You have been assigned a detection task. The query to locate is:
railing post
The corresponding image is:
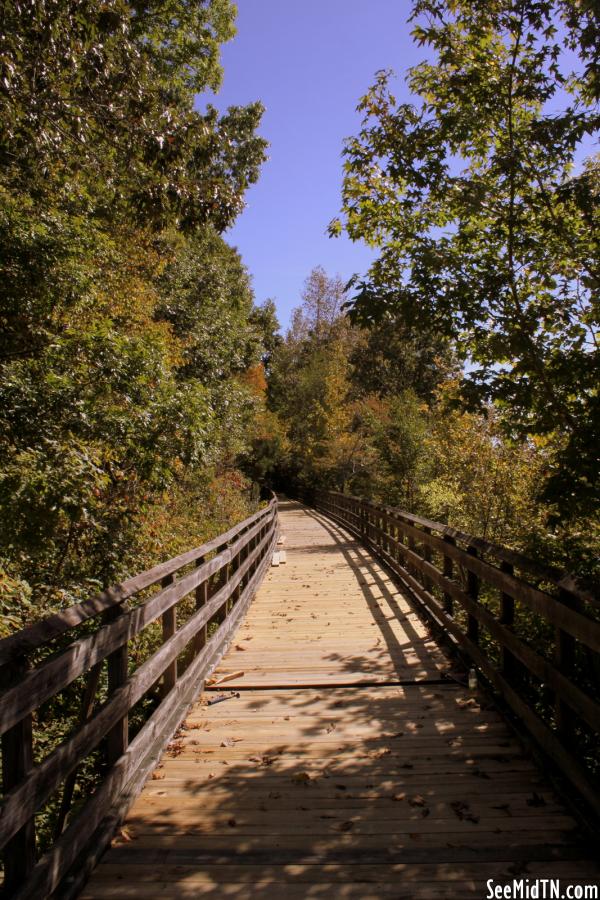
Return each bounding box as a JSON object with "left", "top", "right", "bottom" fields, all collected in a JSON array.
[
  {"left": 229, "top": 539, "right": 244, "bottom": 614},
  {"left": 408, "top": 530, "right": 418, "bottom": 580},
  {"left": 213, "top": 542, "right": 229, "bottom": 626},
  {"left": 106, "top": 603, "right": 129, "bottom": 763},
  {"left": 161, "top": 574, "right": 177, "bottom": 698},
  {"left": 193, "top": 556, "right": 208, "bottom": 657},
  {"left": 1, "top": 656, "right": 36, "bottom": 893},
  {"left": 442, "top": 535, "right": 455, "bottom": 616},
  {"left": 422, "top": 526, "right": 433, "bottom": 593},
  {"left": 466, "top": 546, "right": 479, "bottom": 645},
  {"left": 499, "top": 561, "right": 516, "bottom": 682},
  {"left": 555, "top": 589, "right": 577, "bottom": 743}
]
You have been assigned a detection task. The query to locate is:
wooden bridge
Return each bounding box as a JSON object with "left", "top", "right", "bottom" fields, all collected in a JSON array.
[{"left": 1, "top": 494, "right": 598, "bottom": 897}]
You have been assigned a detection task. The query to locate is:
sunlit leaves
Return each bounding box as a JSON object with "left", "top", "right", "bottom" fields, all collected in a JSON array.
[{"left": 333, "top": 0, "right": 599, "bottom": 518}]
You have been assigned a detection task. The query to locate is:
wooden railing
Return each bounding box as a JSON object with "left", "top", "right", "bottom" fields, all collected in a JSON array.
[
  {"left": 312, "top": 490, "right": 600, "bottom": 819},
  {"left": 0, "top": 497, "right": 278, "bottom": 899}
]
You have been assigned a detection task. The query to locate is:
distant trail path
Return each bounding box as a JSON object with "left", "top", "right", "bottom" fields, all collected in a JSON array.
[{"left": 84, "top": 500, "right": 597, "bottom": 898}]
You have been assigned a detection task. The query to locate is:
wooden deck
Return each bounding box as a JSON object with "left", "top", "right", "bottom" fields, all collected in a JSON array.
[{"left": 83, "top": 500, "right": 598, "bottom": 898}]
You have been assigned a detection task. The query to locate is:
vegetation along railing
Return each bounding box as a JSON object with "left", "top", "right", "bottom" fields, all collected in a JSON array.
[
  {"left": 0, "top": 497, "right": 278, "bottom": 899},
  {"left": 312, "top": 490, "right": 600, "bottom": 819}
]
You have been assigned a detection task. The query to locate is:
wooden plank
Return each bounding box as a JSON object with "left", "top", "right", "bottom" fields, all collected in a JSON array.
[{"left": 349, "top": 508, "right": 600, "bottom": 652}]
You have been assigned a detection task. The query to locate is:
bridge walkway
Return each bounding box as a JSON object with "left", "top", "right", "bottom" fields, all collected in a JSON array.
[{"left": 83, "top": 500, "right": 597, "bottom": 898}]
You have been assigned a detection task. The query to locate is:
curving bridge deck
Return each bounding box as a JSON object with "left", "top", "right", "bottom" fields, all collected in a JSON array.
[{"left": 84, "top": 500, "right": 597, "bottom": 898}]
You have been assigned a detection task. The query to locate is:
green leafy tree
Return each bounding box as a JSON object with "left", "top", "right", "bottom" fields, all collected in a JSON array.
[
  {"left": 0, "top": 1, "right": 269, "bottom": 611},
  {"left": 349, "top": 313, "right": 457, "bottom": 403},
  {"left": 331, "top": 0, "right": 600, "bottom": 518},
  {"left": 0, "top": 0, "right": 267, "bottom": 231}
]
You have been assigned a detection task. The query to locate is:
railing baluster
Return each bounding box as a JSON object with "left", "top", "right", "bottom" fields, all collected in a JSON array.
[
  {"left": 408, "top": 532, "right": 417, "bottom": 580},
  {"left": 193, "top": 556, "right": 208, "bottom": 657},
  {"left": 213, "top": 542, "right": 229, "bottom": 626},
  {"left": 161, "top": 574, "right": 177, "bottom": 697},
  {"left": 422, "top": 526, "right": 433, "bottom": 592},
  {"left": 106, "top": 603, "right": 129, "bottom": 762},
  {"left": 499, "top": 562, "right": 516, "bottom": 682},
  {"left": 1, "top": 656, "right": 36, "bottom": 893},
  {"left": 555, "top": 588, "right": 578, "bottom": 743},
  {"left": 443, "top": 535, "right": 455, "bottom": 616},
  {"left": 466, "top": 546, "right": 480, "bottom": 645}
]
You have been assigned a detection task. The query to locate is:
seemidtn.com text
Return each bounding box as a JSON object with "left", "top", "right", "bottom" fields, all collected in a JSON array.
[{"left": 486, "top": 881, "right": 599, "bottom": 900}]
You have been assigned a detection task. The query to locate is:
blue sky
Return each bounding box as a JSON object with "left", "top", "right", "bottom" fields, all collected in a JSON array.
[{"left": 205, "top": 0, "right": 420, "bottom": 331}]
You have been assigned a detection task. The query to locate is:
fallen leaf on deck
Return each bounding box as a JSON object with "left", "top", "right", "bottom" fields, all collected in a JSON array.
[
  {"left": 292, "top": 771, "right": 313, "bottom": 785},
  {"left": 450, "top": 800, "right": 480, "bottom": 824},
  {"left": 368, "top": 748, "right": 391, "bottom": 759}
]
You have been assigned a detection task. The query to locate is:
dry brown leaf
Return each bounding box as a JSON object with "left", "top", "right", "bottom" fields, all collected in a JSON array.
[{"left": 292, "top": 771, "right": 313, "bottom": 785}]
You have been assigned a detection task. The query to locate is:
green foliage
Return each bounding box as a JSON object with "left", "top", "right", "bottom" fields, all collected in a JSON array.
[
  {"left": 0, "top": 0, "right": 267, "bottom": 231},
  {"left": 268, "top": 265, "right": 597, "bottom": 583},
  {"left": 0, "top": 0, "right": 275, "bottom": 863},
  {"left": 331, "top": 0, "right": 600, "bottom": 520},
  {"left": 349, "top": 312, "right": 457, "bottom": 403},
  {"left": 0, "top": 1, "right": 271, "bottom": 620}
]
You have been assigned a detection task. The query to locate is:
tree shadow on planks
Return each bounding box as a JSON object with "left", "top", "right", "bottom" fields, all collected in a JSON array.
[
  {"left": 97, "top": 679, "right": 592, "bottom": 898},
  {"left": 301, "top": 505, "right": 448, "bottom": 682}
]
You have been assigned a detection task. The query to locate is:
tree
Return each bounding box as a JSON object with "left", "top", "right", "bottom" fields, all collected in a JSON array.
[
  {"left": 349, "top": 313, "right": 457, "bottom": 403},
  {"left": 0, "top": 0, "right": 267, "bottom": 232},
  {"left": 0, "top": 1, "right": 269, "bottom": 606},
  {"left": 331, "top": 0, "right": 600, "bottom": 518},
  {"left": 288, "top": 266, "right": 347, "bottom": 340}
]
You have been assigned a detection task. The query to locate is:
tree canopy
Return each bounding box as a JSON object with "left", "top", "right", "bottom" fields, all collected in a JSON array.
[
  {"left": 0, "top": 0, "right": 271, "bottom": 619},
  {"left": 330, "top": 0, "right": 599, "bottom": 519}
]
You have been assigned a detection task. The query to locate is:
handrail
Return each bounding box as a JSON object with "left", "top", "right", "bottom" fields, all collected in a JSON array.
[
  {"left": 0, "top": 497, "right": 278, "bottom": 898},
  {"left": 311, "top": 490, "right": 600, "bottom": 819},
  {"left": 0, "top": 502, "right": 274, "bottom": 666}
]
